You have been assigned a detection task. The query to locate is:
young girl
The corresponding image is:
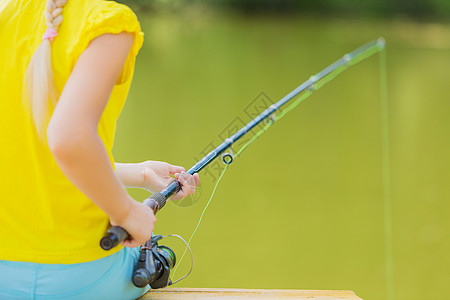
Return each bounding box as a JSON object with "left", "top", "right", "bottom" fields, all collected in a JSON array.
[{"left": 0, "top": 0, "right": 199, "bottom": 299}]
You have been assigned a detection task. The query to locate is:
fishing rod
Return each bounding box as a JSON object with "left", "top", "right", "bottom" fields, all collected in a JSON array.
[{"left": 100, "top": 37, "right": 385, "bottom": 251}]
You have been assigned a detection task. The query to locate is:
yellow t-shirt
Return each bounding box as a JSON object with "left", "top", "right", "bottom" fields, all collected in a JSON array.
[{"left": 0, "top": 0, "right": 143, "bottom": 264}]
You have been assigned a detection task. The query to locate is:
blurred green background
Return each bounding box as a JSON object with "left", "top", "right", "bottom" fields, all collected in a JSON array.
[{"left": 112, "top": 1, "right": 449, "bottom": 299}]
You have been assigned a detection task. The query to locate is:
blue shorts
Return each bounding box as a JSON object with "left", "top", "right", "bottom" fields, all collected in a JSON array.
[{"left": 0, "top": 247, "right": 150, "bottom": 300}]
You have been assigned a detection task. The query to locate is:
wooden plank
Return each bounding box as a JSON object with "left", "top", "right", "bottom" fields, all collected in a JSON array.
[{"left": 140, "top": 288, "right": 363, "bottom": 300}]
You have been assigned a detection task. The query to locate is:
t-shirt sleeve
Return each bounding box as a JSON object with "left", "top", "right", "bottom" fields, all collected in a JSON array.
[{"left": 74, "top": 1, "right": 144, "bottom": 85}]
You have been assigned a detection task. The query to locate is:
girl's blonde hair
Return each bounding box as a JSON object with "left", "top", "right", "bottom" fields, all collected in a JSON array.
[{"left": 23, "top": 0, "right": 68, "bottom": 139}]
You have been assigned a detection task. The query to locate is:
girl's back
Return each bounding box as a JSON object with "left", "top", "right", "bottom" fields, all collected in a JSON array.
[
  {"left": 0, "top": 0, "right": 143, "bottom": 266},
  {"left": 0, "top": 1, "right": 154, "bottom": 299}
]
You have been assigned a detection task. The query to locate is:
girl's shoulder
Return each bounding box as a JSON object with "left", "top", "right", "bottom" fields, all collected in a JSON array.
[
  {"left": 79, "top": 0, "right": 139, "bottom": 28},
  {"left": 63, "top": 0, "right": 144, "bottom": 57}
]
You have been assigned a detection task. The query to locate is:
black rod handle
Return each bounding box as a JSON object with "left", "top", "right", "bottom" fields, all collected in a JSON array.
[{"left": 100, "top": 181, "right": 181, "bottom": 250}]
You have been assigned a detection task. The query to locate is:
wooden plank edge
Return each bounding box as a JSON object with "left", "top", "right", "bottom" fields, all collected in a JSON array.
[{"left": 140, "top": 287, "right": 362, "bottom": 299}]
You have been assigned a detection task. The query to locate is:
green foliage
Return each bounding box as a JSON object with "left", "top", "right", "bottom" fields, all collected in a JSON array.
[{"left": 116, "top": 0, "right": 450, "bottom": 19}]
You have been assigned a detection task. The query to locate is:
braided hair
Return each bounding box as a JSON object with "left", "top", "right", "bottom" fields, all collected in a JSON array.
[{"left": 23, "top": 0, "right": 68, "bottom": 140}]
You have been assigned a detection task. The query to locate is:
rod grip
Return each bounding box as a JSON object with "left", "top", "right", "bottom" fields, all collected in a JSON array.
[{"left": 100, "top": 192, "right": 168, "bottom": 250}]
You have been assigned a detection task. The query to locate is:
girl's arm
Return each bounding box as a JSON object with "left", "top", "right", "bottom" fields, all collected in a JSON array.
[{"left": 47, "top": 33, "right": 154, "bottom": 248}]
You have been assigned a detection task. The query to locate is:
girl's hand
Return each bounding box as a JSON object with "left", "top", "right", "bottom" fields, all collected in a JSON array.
[
  {"left": 141, "top": 161, "right": 199, "bottom": 200},
  {"left": 172, "top": 171, "right": 200, "bottom": 200},
  {"left": 140, "top": 161, "right": 185, "bottom": 193},
  {"left": 110, "top": 198, "right": 156, "bottom": 248}
]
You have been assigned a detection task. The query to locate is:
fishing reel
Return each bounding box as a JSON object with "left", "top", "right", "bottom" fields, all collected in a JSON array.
[
  {"left": 132, "top": 234, "right": 193, "bottom": 289},
  {"left": 132, "top": 235, "right": 176, "bottom": 289}
]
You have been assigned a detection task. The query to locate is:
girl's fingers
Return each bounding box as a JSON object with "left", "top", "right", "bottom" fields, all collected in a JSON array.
[
  {"left": 170, "top": 172, "right": 199, "bottom": 200},
  {"left": 181, "top": 173, "right": 195, "bottom": 194},
  {"left": 174, "top": 190, "right": 186, "bottom": 200},
  {"left": 168, "top": 164, "right": 185, "bottom": 175},
  {"left": 121, "top": 239, "right": 140, "bottom": 248},
  {"left": 179, "top": 174, "right": 190, "bottom": 192},
  {"left": 194, "top": 173, "right": 200, "bottom": 186}
]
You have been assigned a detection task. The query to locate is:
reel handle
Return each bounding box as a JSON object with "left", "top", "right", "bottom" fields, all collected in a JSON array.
[{"left": 100, "top": 181, "right": 181, "bottom": 250}]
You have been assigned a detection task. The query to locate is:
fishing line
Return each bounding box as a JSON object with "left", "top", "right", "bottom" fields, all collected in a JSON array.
[
  {"left": 171, "top": 164, "right": 229, "bottom": 280},
  {"left": 161, "top": 234, "right": 194, "bottom": 285},
  {"left": 379, "top": 48, "right": 394, "bottom": 300}
]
